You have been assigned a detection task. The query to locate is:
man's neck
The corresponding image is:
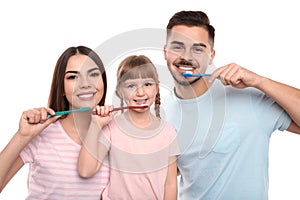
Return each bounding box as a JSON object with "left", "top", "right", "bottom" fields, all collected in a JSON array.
[{"left": 174, "top": 78, "right": 210, "bottom": 99}]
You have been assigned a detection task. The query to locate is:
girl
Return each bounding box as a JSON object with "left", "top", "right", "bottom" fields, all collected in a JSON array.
[
  {"left": 78, "top": 55, "right": 179, "bottom": 200},
  {"left": 0, "top": 46, "right": 109, "bottom": 199}
]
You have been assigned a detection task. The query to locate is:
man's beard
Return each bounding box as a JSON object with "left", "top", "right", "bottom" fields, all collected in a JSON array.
[
  {"left": 170, "top": 58, "right": 202, "bottom": 85},
  {"left": 172, "top": 73, "right": 202, "bottom": 86}
]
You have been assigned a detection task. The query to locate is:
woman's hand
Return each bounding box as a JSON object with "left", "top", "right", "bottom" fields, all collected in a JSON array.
[{"left": 18, "top": 107, "right": 60, "bottom": 138}]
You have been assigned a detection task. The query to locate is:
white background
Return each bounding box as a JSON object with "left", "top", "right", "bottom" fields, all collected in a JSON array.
[{"left": 1, "top": 0, "right": 300, "bottom": 199}]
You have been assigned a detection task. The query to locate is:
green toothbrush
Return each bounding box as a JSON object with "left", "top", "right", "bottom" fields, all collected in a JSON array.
[{"left": 47, "top": 107, "right": 90, "bottom": 118}]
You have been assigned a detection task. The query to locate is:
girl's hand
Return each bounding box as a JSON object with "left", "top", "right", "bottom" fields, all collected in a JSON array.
[
  {"left": 18, "top": 107, "right": 60, "bottom": 138},
  {"left": 91, "top": 105, "right": 114, "bottom": 127}
]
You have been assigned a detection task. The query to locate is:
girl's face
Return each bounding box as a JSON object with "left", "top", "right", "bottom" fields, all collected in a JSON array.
[
  {"left": 64, "top": 54, "right": 104, "bottom": 110},
  {"left": 119, "top": 78, "right": 158, "bottom": 109}
]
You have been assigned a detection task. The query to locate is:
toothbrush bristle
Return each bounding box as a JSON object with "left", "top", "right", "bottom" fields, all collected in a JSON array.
[
  {"left": 132, "top": 104, "right": 148, "bottom": 109},
  {"left": 183, "top": 71, "right": 193, "bottom": 77}
]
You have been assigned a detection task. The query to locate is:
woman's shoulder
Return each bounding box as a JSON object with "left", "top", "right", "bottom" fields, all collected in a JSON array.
[{"left": 39, "top": 120, "right": 64, "bottom": 136}]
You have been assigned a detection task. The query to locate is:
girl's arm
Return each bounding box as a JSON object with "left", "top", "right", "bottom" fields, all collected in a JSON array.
[
  {"left": 77, "top": 105, "right": 113, "bottom": 178},
  {"left": 0, "top": 107, "right": 58, "bottom": 192},
  {"left": 77, "top": 123, "right": 109, "bottom": 178},
  {"left": 164, "top": 156, "right": 178, "bottom": 200}
]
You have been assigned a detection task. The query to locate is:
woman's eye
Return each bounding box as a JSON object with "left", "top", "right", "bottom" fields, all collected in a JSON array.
[
  {"left": 90, "top": 72, "right": 100, "bottom": 77},
  {"left": 66, "top": 75, "right": 77, "bottom": 80}
]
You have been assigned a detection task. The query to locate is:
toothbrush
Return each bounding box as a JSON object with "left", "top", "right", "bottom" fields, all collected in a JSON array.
[
  {"left": 182, "top": 71, "right": 212, "bottom": 77},
  {"left": 110, "top": 105, "right": 148, "bottom": 112},
  {"left": 47, "top": 107, "right": 90, "bottom": 118}
]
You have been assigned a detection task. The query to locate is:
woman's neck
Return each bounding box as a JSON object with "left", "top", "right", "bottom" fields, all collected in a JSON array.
[{"left": 59, "top": 112, "right": 91, "bottom": 145}]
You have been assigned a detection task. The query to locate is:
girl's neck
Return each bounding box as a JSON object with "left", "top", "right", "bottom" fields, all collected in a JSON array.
[{"left": 124, "top": 110, "right": 159, "bottom": 129}]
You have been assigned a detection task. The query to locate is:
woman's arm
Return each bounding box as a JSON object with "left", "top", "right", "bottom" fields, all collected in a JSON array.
[
  {"left": 0, "top": 107, "right": 58, "bottom": 191},
  {"left": 0, "top": 156, "right": 24, "bottom": 192}
]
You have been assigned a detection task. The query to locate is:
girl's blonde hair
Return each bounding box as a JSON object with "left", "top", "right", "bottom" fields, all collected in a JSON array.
[{"left": 116, "top": 55, "right": 161, "bottom": 118}]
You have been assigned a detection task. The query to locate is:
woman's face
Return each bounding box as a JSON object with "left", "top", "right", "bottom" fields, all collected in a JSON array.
[{"left": 64, "top": 54, "right": 104, "bottom": 110}]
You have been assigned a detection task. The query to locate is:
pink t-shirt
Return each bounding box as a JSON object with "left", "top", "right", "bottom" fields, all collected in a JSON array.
[
  {"left": 100, "top": 114, "right": 179, "bottom": 200},
  {"left": 20, "top": 121, "right": 109, "bottom": 200}
]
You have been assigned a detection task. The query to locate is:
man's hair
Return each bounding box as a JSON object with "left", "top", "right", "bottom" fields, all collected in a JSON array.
[{"left": 166, "top": 10, "right": 215, "bottom": 49}]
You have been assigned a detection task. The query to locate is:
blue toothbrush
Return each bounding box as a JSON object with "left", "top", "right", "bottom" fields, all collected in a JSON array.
[{"left": 182, "top": 71, "right": 212, "bottom": 77}]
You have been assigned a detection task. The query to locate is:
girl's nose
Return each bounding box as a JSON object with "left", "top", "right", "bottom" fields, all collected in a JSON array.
[{"left": 136, "top": 86, "right": 145, "bottom": 96}]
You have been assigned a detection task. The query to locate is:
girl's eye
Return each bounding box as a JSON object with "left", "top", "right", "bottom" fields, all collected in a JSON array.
[
  {"left": 144, "top": 82, "right": 155, "bottom": 87},
  {"left": 127, "top": 84, "right": 137, "bottom": 89},
  {"left": 66, "top": 75, "right": 77, "bottom": 80}
]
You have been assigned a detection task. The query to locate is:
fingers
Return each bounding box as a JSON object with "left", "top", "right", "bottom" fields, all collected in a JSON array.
[
  {"left": 92, "top": 105, "right": 114, "bottom": 117},
  {"left": 23, "top": 107, "right": 57, "bottom": 124},
  {"left": 211, "top": 63, "right": 247, "bottom": 88},
  {"left": 219, "top": 64, "right": 241, "bottom": 85}
]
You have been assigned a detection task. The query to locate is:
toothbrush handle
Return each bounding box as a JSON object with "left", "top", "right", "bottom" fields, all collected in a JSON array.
[{"left": 192, "top": 73, "right": 212, "bottom": 77}]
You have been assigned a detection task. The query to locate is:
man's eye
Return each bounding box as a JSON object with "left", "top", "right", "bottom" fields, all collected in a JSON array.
[
  {"left": 193, "top": 47, "right": 203, "bottom": 54},
  {"left": 171, "top": 45, "right": 184, "bottom": 51}
]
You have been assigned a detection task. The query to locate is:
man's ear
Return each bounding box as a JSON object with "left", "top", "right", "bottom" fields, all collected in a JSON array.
[
  {"left": 163, "top": 45, "right": 167, "bottom": 61},
  {"left": 209, "top": 49, "right": 216, "bottom": 65}
]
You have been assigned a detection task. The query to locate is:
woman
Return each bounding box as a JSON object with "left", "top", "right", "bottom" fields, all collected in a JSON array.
[{"left": 0, "top": 46, "right": 109, "bottom": 199}]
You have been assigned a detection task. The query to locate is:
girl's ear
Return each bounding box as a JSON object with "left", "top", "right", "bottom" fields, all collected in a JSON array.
[{"left": 115, "top": 86, "right": 122, "bottom": 99}]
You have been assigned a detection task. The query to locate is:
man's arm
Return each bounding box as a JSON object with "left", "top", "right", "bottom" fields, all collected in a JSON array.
[{"left": 211, "top": 63, "right": 300, "bottom": 133}]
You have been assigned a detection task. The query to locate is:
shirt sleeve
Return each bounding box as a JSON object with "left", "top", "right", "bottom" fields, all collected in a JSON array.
[
  {"left": 165, "top": 122, "right": 180, "bottom": 157},
  {"left": 19, "top": 135, "right": 41, "bottom": 163},
  {"left": 250, "top": 89, "right": 291, "bottom": 134},
  {"left": 98, "top": 124, "right": 111, "bottom": 150}
]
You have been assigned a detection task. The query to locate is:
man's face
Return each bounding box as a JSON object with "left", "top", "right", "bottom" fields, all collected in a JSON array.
[{"left": 164, "top": 25, "right": 215, "bottom": 85}]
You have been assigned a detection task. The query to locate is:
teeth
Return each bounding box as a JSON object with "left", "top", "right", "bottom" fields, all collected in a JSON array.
[
  {"left": 179, "top": 66, "right": 193, "bottom": 71},
  {"left": 78, "top": 93, "right": 93, "bottom": 98},
  {"left": 134, "top": 99, "right": 147, "bottom": 104}
]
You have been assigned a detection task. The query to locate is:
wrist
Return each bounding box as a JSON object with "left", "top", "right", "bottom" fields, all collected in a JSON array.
[
  {"left": 252, "top": 76, "right": 271, "bottom": 90},
  {"left": 14, "top": 131, "right": 33, "bottom": 146}
]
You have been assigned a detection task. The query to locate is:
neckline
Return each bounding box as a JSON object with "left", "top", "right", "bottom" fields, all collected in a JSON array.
[{"left": 113, "top": 114, "right": 165, "bottom": 139}]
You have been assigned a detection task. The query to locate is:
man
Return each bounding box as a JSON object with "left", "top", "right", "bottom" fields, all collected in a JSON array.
[{"left": 163, "top": 10, "right": 300, "bottom": 199}]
